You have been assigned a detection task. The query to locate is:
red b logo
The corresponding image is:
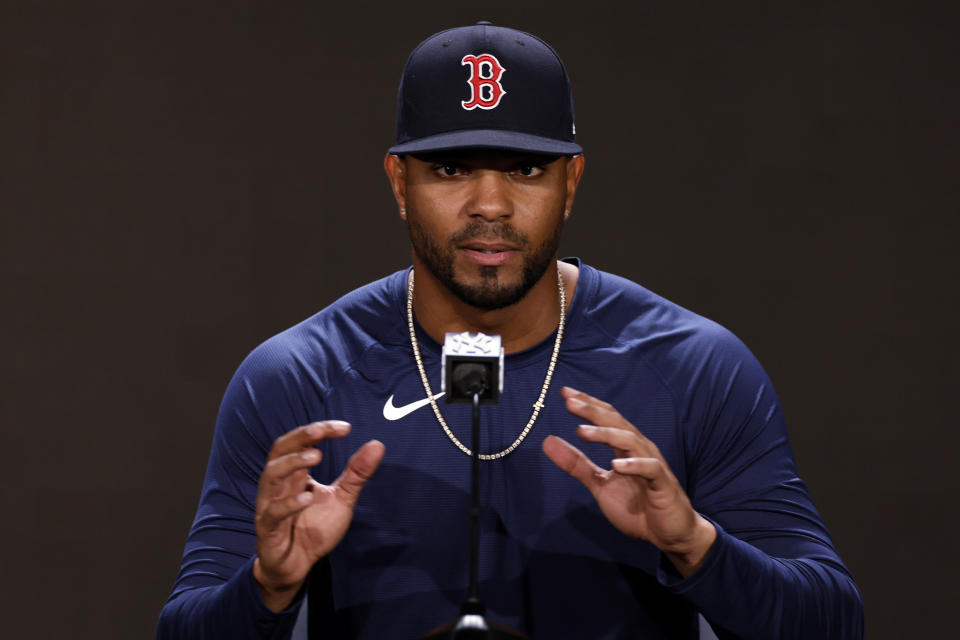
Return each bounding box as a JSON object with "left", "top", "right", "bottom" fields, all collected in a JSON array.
[{"left": 461, "top": 54, "right": 507, "bottom": 110}]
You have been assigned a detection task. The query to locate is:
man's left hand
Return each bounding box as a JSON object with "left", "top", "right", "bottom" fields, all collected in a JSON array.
[{"left": 542, "top": 386, "right": 716, "bottom": 577}]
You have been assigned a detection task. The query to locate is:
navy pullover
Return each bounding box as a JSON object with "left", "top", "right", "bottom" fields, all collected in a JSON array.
[{"left": 158, "top": 260, "right": 863, "bottom": 639}]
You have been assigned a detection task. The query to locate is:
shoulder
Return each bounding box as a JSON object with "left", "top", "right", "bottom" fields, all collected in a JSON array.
[
  {"left": 574, "top": 262, "right": 748, "bottom": 363},
  {"left": 572, "top": 262, "right": 771, "bottom": 411},
  {"left": 574, "top": 262, "right": 784, "bottom": 463},
  {"left": 232, "top": 270, "right": 410, "bottom": 398}
]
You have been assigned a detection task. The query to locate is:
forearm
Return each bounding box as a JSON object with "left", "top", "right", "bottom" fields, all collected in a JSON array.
[
  {"left": 156, "top": 557, "right": 304, "bottom": 640},
  {"left": 661, "top": 524, "right": 864, "bottom": 640}
]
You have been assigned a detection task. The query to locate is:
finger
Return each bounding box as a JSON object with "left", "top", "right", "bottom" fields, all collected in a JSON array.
[
  {"left": 257, "top": 489, "right": 315, "bottom": 533},
  {"left": 268, "top": 421, "right": 351, "bottom": 459},
  {"left": 561, "top": 387, "right": 635, "bottom": 432},
  {"left": 563, "top": 387, "right": 663, "bottom": 457},
  {"left": 576, "top": 425, "right": 659, "bottom": 459},
  {"left": 542, "top": 435, "right": 606, "bottom": 494},
  {"left": 265, "top": 449, "right": 322, "bottom": 483},
  {"left": 611, "top": 457, "right": 671, "bottom": 492},
  {"left": 332, "top": 440, "right": 386, "bottom": 508},
  {"left": 258, "top": 449, "right": 322, "bottom": 501},
  {"left": 561, "top": 385, "right": 614, "bottom": 408}
]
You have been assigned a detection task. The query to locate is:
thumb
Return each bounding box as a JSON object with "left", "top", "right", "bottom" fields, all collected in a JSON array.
[
  {"left": 332, "top": 440, "right": 385, "bottom": 507},
  {"left": 542, "top": 435, "right": 604, "bottom": 494}
]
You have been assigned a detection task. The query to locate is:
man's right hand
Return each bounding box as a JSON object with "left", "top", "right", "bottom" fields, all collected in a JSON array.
[{"left": 252, "top": 421, "right": 385, "bottom": 612}]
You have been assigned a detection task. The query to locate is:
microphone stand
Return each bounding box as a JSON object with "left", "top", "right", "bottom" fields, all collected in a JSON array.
[
  {"left": 421, "top": 383, "right": 528, "bottom": 639},
  {"left": 465, "top": 391, "right": 483, "bottom": 616}
]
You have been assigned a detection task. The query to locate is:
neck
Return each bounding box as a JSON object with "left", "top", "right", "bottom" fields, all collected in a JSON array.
[{"left": 411, "top": 259, "right": 578, "bottom": 353}]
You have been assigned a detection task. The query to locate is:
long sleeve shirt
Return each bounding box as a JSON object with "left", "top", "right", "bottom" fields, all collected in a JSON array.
[{"left": 158, "top": 260, "right": 863, "bottom": 639}]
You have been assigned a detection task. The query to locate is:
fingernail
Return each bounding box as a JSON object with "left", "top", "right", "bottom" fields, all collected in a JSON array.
[
  {"left": 568, "top": 397, "right": 586, "bottom": 408},
  {"left": 301, "top": 449, "right": 318, "bottom": 461},
  {"left": 297, "top": 492, "right": 312, "bottom": 505},
  {"left": 578, "top": 424, "right": 595, "bottom": 434},
  {"left": 612, "top": 458, "right": 628, "bottom": 470}
]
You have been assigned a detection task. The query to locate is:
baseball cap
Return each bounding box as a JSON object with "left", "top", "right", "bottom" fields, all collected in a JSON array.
[{"left": 388, "top": 22, "right": 582, "bottom": 156}]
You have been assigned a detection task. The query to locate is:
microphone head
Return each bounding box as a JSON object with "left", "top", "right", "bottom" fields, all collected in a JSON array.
[{"left": 441, "top": 332, "right": 504, "bottom": 404}]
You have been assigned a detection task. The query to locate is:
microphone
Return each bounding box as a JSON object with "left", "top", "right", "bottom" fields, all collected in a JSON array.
[
  {"left": 441, "top": 332, "right": 504, "bottom": 404},
  {"left": 421, "top": 332, "right": 528, "bottom": 640},
  {"left": 452, "top": 363, "right": 490, "bottom": 397}
]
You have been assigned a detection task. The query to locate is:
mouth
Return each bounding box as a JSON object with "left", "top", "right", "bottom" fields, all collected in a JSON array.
[
  {"left": 459, "top": 242, "right": 518, "bottom": 266},
  {"left": 460, "top": 241, "right": 518, "bottom": 252}
]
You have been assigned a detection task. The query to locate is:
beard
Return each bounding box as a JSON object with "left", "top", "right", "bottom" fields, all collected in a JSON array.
[{"left": 408, "top": 217, "right": 562, "bottom": 311}]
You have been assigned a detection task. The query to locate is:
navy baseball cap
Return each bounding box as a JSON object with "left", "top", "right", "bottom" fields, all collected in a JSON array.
[{"left": 388, "top": 22, "right": 582, "bottom": 156}]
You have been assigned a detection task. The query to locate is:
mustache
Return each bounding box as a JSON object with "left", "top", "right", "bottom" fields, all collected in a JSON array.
[{"left": 449, "top": 221, "right": 529, "bottom": 248}]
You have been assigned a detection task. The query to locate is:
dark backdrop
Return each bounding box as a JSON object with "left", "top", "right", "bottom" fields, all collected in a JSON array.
[{"left": 2, "top": 2, "right": 957, "bottom": 638}]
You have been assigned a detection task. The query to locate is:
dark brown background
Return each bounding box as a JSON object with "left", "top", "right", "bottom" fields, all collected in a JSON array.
[{"left": 2, "top": 2, "right": 957, "bottom": 638}]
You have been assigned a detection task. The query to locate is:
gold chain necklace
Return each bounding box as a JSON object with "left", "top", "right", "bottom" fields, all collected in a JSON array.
[{"left": 406, "top": 268, "right": 566, "bottom": 460}]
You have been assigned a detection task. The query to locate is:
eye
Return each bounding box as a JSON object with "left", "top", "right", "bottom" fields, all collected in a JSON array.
[
  {"left": 514, "top": 163, "right": 544, "bottom": 177},
  {"left": 433, "top": 163, "right": 464, "bottom": 177}
]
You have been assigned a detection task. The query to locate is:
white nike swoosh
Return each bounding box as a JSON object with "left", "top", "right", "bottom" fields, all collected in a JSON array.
[{"left": 383, "top": 391, "right": 446, "bottom": 421}]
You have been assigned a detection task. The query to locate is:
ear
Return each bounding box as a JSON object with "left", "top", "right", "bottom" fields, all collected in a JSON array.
[
  {"left": 384, "top": 153, "right": 408, "bottom": 219},
  {"left": 563, "top": 154, "right": 585, "bottom": 219}
]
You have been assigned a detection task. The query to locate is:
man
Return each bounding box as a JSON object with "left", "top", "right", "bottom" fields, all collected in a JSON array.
[{"left": 158, "top": 23, "right": 863, "bottom": 639}]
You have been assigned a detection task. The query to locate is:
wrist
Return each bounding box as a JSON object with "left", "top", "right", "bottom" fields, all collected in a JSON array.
[
  {"left": 253, "top": 557, "right": 304, "bottom": 613},
  {"left": 663, "top": 515, "right": 717, "bottom": 578}
]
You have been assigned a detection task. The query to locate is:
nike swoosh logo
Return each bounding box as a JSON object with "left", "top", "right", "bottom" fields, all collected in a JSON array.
[{"left": 383, "top": 391, "right": 446, "bottom": 421}]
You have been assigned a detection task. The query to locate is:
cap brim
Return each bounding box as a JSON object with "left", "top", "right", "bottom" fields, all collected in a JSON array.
[{"left": 388, "top": 129, "right": 582, "bottom": 156}]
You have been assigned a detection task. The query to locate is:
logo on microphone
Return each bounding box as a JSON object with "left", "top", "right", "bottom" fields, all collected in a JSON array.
[{"left": 461, "top": 53, "right": 507, "bottom": 110}]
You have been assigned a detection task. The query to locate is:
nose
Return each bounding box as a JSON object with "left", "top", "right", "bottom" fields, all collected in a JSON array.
[{"left": 463, "top": 170, "right": 512, "bottom": 221}]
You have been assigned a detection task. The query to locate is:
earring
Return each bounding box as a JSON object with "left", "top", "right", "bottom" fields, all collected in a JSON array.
[
  {"left": 400, "top": 207, "right": 406, "bottom": 217},
  {"left": 564, "top": 209, "right": 570, "bottom": 219}
]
